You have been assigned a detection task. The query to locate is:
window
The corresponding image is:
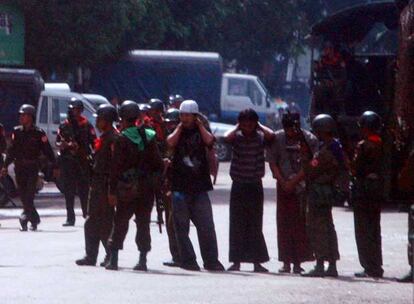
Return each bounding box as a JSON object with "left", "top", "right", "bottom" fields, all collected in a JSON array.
[
  {"left": 52, "top": 98, "right": 69, "bottom": 124},
  {"left": 39, "top": 97, "right": 48, "bottom": 124},
  {"left": 228, "top": 79, "right": 248, "bottom": 96},
  {"left": 248, "top": 81, "right": 263, "bottom": 106}
]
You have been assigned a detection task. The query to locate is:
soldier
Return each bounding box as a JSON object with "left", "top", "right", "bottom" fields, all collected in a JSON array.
[
  {"left": 397, "top": 145, "right": 414, "bottom": 283},
  {"left": 301, "top": 114, "right": 342, "bottom": 278},
  {"left": 1, "top": 105, "right": 56, "bottom": 231},
  {"left": 75, "top": 104, "right": 118, "bottom": 267},
  {"left": 351, "top": 111, "right": 384, "bottom": 278},
  {"left": 56, "top": 98, "right": 96, "bottom": 226},
  {"left": 106, "top": 101, "right": 164, "bottom": 271},
  {"left": 163, "top": 108, "right": 181, "bottom": 267},
  {"left": 169, "top": 94, "right": 184, "bottom": 109}
]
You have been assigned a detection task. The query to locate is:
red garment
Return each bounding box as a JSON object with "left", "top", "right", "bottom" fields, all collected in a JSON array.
[
  {"left": 277, "top": 187, "right": 314, "bottom": 264},
  {"left": 94, "top": 138, "right": 103, "bottom": 151}
]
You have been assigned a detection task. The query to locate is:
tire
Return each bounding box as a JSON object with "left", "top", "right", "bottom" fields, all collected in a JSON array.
[{"left": 216, "top": 140, "right": 231, "bottom": 162}]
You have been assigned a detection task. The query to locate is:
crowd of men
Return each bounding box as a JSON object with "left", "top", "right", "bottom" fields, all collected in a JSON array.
[{"left": 0, "top": 95, "right": 412, "bottom": 283}]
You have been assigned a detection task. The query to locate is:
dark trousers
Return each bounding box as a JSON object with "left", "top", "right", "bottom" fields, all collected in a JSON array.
[
  {"left": 229, "top": 181, "right": 269, "bottom": 263},
  {"left": 83, "top": 177, "right": 114, "bottom": 261},
  {"left": 172, "top": 191, "right": 220, "bottom": 267},
  {"left": 354, "top": 205, "right": 383, "bottom": 274},
  {"left": 15, "top": 165, "right": 40, "bottom": 225},
  {"left": 60, "top": 157, "right": 90, "bottom": 222},
  {"left": 307, "top": 205, "right": 340, "bottom": 262},
  {"left": 108, "top": 183, "right": 153, "bottom": 253},
  {"left": 408, "top": 204, "right": 414, "bottom": 267},
  {"left": 165, "top": 193, "right": 180, "bottom": 262}
]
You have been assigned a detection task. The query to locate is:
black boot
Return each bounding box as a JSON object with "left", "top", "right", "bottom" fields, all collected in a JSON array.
[
  {"left": 62, "top": 220, "right": 75, "bottom": 227},
  {"left": 133, "top": 252, "right": 148, "bottom": 271},
  {"left": 325, "top": 262, "right": 338, "bottom": 277},
  {"left": 105, "top": 250, "right": 119, "bottom": 271}
]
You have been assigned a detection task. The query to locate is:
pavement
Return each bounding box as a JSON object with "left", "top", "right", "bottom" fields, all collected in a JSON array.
[{"left": 0, "top": 163, "right": 413, "bottom": 304}]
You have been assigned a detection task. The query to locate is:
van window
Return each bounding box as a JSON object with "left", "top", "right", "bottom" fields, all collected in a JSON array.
[
  {"left": 52, "top": 98, "right": 69, "bottom": 124},
  {"left": 248, "top": 81, "right": 263, "bottom": 106},
  {"left": 39, "top": 97, "right": 48, "bottom": 124},
  {"left": 228, "top": 79, "right": 248, "bottom": 96}
]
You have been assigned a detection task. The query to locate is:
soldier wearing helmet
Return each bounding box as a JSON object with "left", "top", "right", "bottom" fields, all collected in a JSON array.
[
  {"left": 169, "top": 94, "right": 184, "bottom": 109},
  {"left": 351, "top": 111, "right": 385, "bottom": 278},
  {"left": 1, "top": 104, "right": 56, "bottom": 231},
  {"left": 301, "top": 114, "right": 342, "bottom": 278},
  {"left": 76, "top": 104, "right": 119, "bottom": 268},
  {"left": 56, "top": 97, "right": 97, "bottom": 226},
  {"left": 105, "top": 100, "right": 164, "bottom": 272}
]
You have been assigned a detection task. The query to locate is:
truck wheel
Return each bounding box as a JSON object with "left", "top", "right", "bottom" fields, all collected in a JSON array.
[{"left": 216, "top": 141, "right": 231, "bottom": 162}]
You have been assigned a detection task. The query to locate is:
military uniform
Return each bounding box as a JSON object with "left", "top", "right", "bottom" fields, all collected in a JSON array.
[
  {"left": 303, "top": 139, "right": 341, "bottom": 266},
  {"left": 4, "top": 125, "right": 55, "bottom": 229},
  {"left": 107, "top": 126, "right": 163, "bottom": 270},
  {"left": 79, "top": 128, "right": 118, "bottom": 265},
  {"left": 351, "top": 134, "right": 384, "bottom": 277},
  {"left": 57, "top": 116, "right": 96, "bottom": 223}
]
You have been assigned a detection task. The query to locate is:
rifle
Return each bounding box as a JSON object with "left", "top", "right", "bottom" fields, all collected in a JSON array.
[{"left": 67, "top": 111, "right": 94, "bottom": 167}]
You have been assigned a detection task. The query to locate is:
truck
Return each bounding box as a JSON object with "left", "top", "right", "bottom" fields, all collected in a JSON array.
[
  {"left": 308, "top": 1, "right": 406, "bottom": 205},
  {"left": 89, "top": 50, "right": 276, "bottom": 124}
]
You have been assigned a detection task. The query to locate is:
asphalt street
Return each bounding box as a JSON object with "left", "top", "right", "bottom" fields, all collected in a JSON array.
[{"left": 0, "top": 163, "right": 413, "bottom": 304}]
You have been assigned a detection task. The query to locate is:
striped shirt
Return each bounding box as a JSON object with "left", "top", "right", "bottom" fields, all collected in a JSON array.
[{"left": 229, "top": 131, "right": 266, "bottom": 183}]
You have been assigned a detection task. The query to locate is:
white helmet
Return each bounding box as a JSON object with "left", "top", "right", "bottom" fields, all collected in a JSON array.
[{"left": 180, "top": 100, "right": 199, "bottom": 114}]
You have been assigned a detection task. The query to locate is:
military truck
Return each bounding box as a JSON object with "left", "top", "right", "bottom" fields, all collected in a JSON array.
[{"left": 308, "top": 2, "right": 404, "bottom": 204}]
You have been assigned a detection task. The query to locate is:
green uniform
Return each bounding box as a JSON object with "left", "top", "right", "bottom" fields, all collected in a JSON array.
[
  {"left": 351, "top": 135, "right": 384, "bottom": 276},
  {"left": 303, "top": 139, "right": 341, "bottom": 262}
]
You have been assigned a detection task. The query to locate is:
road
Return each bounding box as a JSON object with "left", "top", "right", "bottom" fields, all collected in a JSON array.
[{"left": 0, "top": 163, "right": 412, "bottom": 304}]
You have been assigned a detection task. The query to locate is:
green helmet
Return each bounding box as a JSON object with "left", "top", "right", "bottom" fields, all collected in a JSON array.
[
  {"left": 165, "top": 108, "right": 180, "bottom": 123},
  {"left": 312, "top": 114, "right": 336, "bottom": 134},
  {"left": 119, "top": 100, "right": 140, "bottom": 121},
  {"left": 97, "top": 104, "right": 118, "bottom": 123},
  {"left": 358, "top": 111, "right": 382, "bottom": 132}
]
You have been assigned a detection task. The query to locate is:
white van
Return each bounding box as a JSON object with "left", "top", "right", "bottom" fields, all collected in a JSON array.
[
  {"left": 220, "top": 73, "right": 276, "bottom": 123},
  {"left": 36, "top": 87, "right": 110, "bottom": 148}
]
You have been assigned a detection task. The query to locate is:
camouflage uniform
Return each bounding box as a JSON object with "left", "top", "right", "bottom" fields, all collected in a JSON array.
[
  {"left": 351, "top": 135, "right": 384, "bottom": 276},
  {"left": 303, "top": 139, "right": 341, "bottom": 262}
]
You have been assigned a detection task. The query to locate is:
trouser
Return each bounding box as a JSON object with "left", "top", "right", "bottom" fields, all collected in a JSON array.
[
  {"left": 408, "top": 204, "right": 414, "bottom": 267},
  {"left": 15, "top": 165, "right": 40, "bottom": 225},
  {"left": 229, "top": 181, "right": 269, "bottom": 263},
  {"left": 165, "top": 192, "right": 180, "bottom": 262},
  {"left": 307, "top": 204, "right": 340, "bottom": 262},
  {"left": 60, "top": 157, "right": 90, "bottom": 222},
  {"left": 83, "top": 176, "right": 114, "bottom": 261},
  {"left": 108, "top": 179, "right": 153, "bottom": 253},
  {"left": 354, "top": 204, "right": 383, "bottom": 274},
  {"left": 172, "top": 191, "right": 220, "bottom": 267}
]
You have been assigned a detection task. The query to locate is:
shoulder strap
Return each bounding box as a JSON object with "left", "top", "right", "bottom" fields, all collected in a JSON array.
[{"left": 138, "top": 127, "right": 148, "bottom": 150}]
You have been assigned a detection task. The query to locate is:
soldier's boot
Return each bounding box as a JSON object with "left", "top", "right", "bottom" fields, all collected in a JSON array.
[
  {"left": 29, "top": 222, "right": 38, "bottom": 231},
  {"left": 105, "top": 250, "right": 119, "bottom": 271},
  {"left": 301, "top": 260, "right": 325, "bottom": 278},
  {"left": 253, "top": 263, "right": 269, "bottom": 273},
  {"left": 75, "top": 256, "right": 96, "bottom": 266},
  {"left": 133, "top": 252, "right": 148, "bottom": 272},
  {"left": 100, "top": 254, "right": 110, "bottom": 267},
  {"left": 397, "top": 268, "right": 413, "bottom": 283},
  {"left": 325, "top": 262, "right": 338, "bottom": 277},
  {"left": 19, "top": 218, "right": 28, "bottom": 232}
]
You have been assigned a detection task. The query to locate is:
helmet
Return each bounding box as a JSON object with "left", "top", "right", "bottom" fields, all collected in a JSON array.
[
  {"left": 165, "top": 108, "right": 180, "bottom": 123},
  {"left": 358, "top": 111, "right": 382, "bottom": 132},
  {"left": 169, "top": 94, "right": 184, "bottom": 105},
  {"left": 96, "top": 104, "right": 118, "bottom": 123},
  {"left": 68, "top": 97, "right": 84, "bottom": 112},
  {"left": 312, "top": 114, "right": 336, "bottom": 134},
  {"left": 149, "top": 98, "right": 165, "bottom": 112},
  {"left": 138, "top": 103, "right": 151, "bottom": 113},
  {"left": 119, "top": 100, "right": 140, "bottom": 121},
  {"left": 180, "top": 100, "right": 199, "bottom": 114},
  {"left": 19, "top": 104, "right": 36, "bottom": 117}
]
